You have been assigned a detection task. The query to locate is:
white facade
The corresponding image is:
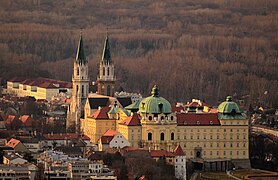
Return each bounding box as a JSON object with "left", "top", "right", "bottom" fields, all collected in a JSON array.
[
  {"left": 109, "top": 132, "right": 131, "bottom": 149},
  {"left": 174, "top": 155, "right": 186, "bottom": 180}
]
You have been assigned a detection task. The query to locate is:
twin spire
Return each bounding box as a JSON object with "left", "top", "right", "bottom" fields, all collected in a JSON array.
[
  {"left": 75, "top": 31, "right": 87, "bottom": 64},
  {"left": 102, "top": 32, "right": 112, "bottom": 65},
  {"left": 75, "top": 30, "right": 112, "bottom": 65}
]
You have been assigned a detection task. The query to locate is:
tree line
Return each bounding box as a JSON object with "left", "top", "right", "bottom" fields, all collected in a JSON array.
[{"left": 0, "top": 0, "right": 278, "bottom": 107}]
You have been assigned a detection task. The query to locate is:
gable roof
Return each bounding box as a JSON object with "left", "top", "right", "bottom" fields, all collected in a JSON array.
[
  {"left": 20, "top": 115, "right": 33, "bottom": 127},
  {"left": 117, "top": 97, "right": 132, "bottom": 108},
  {"left": 90, "top": 107, "right": 110, "bottom": 119},
  {"left": 174, "top": 145, "right": 185, "bottom": 156},
  {"left": 88, "top": 98, "right": 110, "bottom": 109},
  {"left": 100, "top": 130, "right": 119, "bottom": 144},
  {"left": 177, "top": 113, "right": 220, "bottom": 126},
  {"left": 119, "top": 113, "right": 141, "bottom": 126},
  {"left": 150, "top": 150, "right": 174, "bottom": 158},
  {"left": 6, "top": 138, "right": 21, "bottom": 148},
  {"left": 103, "top": 129, "right": 118, "bottom": 137}
]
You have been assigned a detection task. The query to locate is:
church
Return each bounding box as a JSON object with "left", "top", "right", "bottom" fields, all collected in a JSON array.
[{"left": 67, "top": 32, "right": 250, "bottom": 172}]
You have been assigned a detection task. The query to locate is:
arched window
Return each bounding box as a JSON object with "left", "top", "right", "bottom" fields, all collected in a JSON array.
[
  {"left": 77, "top": 68, "right": 79, "bottom": 76},
  {"left": 103, "top": 67, "right": 105, "bottom": 76},
  {"left": 171, "top": 132, "right": 174, "bottom": 140},
  {"left": 107, "top": 67, "right": 110, "bottom": 76},
  {"left": 76, "top": 85, "right": 79, "bottom": 94},
  {"left": 160, "top": 133, "right": 165, "bottom": 141},
  {"left": 148, "top": 132, "right": 152, "bottom": 141}
]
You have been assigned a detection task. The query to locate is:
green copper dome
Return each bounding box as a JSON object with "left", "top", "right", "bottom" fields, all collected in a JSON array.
[
  {"left": 218, "top": 96, "right": 247, "bottom": 120},
  {"left": 139, "top": 85, "right": 172, "bottom": 114},
  {"left": 218, "top": 96, "right": 241, "bottom": 113}
]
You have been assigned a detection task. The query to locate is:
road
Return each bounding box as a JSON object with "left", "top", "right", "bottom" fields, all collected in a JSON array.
[{"left": 252, "top": 126, "right": 278, "bottom": 137}]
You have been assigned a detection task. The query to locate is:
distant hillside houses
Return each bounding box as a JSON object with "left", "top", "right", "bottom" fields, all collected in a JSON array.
[{"left": 7, "top": 77, "right": 72, "bottom": 101}]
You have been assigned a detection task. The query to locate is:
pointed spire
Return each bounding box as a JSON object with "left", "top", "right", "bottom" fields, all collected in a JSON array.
[
  {"left": 174, "top": 145, "right": 185, "bottom": 156},
  {"left": 76, "top": 30, "right": 87, "bottom": 64},
  {"left": 101, "top": 31, "right": 111, "bottom": 64}
]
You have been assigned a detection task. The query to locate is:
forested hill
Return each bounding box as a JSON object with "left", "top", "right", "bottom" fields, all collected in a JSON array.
[{"left": 0, "top": 0, "right": 278, "bottom": 107}]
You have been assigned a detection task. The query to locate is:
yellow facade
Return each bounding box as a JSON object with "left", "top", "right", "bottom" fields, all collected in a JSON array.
[{"left": 81, "top": 88, "right": 249, "bottom": 161}]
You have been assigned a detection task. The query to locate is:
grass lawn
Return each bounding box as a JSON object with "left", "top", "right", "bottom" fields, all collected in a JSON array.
[
  {"left": 231, "top": 169, "right": 278, "bottom": 180},
  {"left": 196, "top": 172, "right": 235, "bottom": 180}
]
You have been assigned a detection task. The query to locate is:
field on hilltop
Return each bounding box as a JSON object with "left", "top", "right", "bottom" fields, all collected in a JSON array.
[{"left": 0, "top": 0, "right": 278, "bottom": 107}]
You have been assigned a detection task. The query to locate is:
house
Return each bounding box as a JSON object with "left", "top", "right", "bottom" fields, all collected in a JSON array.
[
  {"left": 19, "top": 115, "right": 33, "bottom": 130},
  {"left": 0, "top": 112, "right": 6, "bottom": 129},
  {"left": 17, "top": 136, "right": 45, "bottom": 153},
  {"left": 3, "top": 152, "right": 28, "bottom": 165},
  {"left": 54, "top": 146, "right": 83, "bottom": 158},
  {"left": 43, "top": 133, "right": 91, "bottom": 148},
  {"left": 5, "top": 115, "right": 23, "bottom": 130},
  {"left": 98, "top": 130, "right": 131, "bottom": 151},
  {"left": 6, "top": 138, "right": 30, "bottom": 154},
  {"left": 0, "top": 163, "right": 37, "bottom": 180}
]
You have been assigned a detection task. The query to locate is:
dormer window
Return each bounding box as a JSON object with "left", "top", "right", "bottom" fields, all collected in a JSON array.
[
  {"left": 148, "top": 116, "right": 152, "bottom": 121},
  {"left": 197, "top": 121, "right": 200, "bottom": 125},
  {"left": 161, "top": 116, "right": 164, "bottom": 121},
  {"left": 210, "top": 121, "right": 213, "bottom": 125},
  {"left": 142, "top": 102, "right": 145, "bottom": 109}
]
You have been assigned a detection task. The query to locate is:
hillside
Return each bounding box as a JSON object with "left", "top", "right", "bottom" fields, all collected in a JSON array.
[{"left": 0, "top": 0, "right": 278, "bottom": 107}]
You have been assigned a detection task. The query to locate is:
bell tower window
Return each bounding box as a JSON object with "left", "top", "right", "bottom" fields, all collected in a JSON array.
[
  {"left": 77, "top": 68, "right": 79, "bottom": 76},
  {"left": 171, "top": 132, "right": 174, "bottom": 140},
  {"left": 81, "top": 85, "right": 84, "bottom": 97},
  {"left": 103, "top": 67, "right": 105, "bottom": 76},
  {"left": 107, "top": 85, "right": 111, "bottom": 96},
  {"left": 107, "top": 67, "right": 110, "bottom": 76}
]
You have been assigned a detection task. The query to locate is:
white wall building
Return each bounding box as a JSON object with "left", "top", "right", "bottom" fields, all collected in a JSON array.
[{"left": 174, "top": 145, "right": 186, "bottom": 180}]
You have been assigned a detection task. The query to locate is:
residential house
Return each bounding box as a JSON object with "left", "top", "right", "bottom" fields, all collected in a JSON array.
[{"left": 98, "top": 130, "right": 131, "bottom": 151}]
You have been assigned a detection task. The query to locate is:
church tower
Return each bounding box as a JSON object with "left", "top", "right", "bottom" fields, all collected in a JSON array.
[
  {"left": 97, "top": 33, "right": 116, "bottom": 96},
  {"left": 67, "top": 32, "right": 89, "bottom": 133}
]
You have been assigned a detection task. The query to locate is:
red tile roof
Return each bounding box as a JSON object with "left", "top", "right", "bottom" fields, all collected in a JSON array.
[
  {"left": 5, "top": 115, "right": 23, "bottom": 127},
  {"left": 20, "top": 115, "right": 33, "bottom": 127},
  {"left": 43, "top": 133, "right": 90, "bottom": 140},
  {"left": 90, "top": 107, "right": 110, "bottom": 119},
  {"left": 174, "top": 145, "right": 185, "bottom": 156},
  {"left": 100, "top": 130, "right": 119, "bottom": 144},
  {"left": 100, "top": 136, "right": 114, "bottom": 144},
  {"left": 8, "top": 77, "right": 72, "bottom": 89},
  {"left": 6, "top": 138, "right": 21, "bottom": 148},
  {"left": 177, "top": 113, "right": 220, "bottom": 126},
  {"left": 150, "top": 150, "right": 174, "bottom": 158},
  {"left": 103, "top": 129, "right": 118, "bottom": 137},
  {"left": 172, "top": 106, "right": 184, "bottom": 113},
  {"left": 119, "top": 113, "right": 141, "bottom": 126}
]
